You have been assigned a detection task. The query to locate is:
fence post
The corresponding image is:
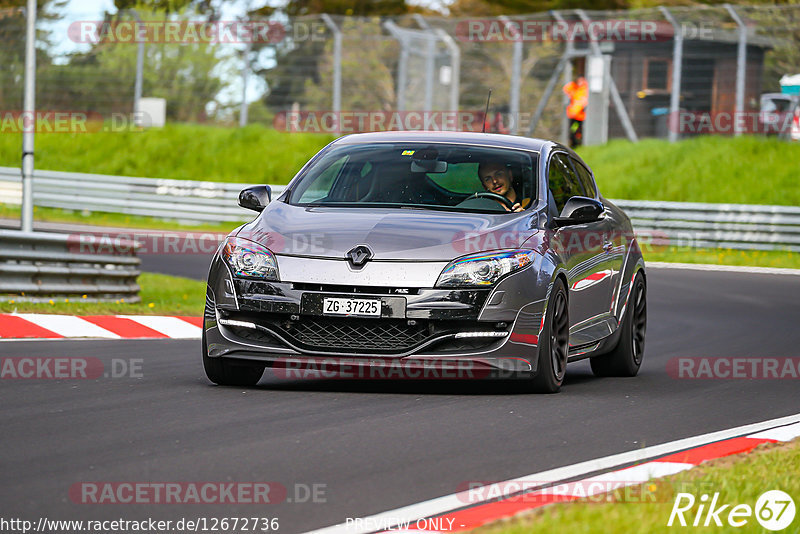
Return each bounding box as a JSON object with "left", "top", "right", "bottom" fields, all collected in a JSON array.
[
  {"left": 239, "top": 39, "right": 252, "bottom": 127},
  {"left": 724, "top": 4, "right": 747, "bottom": 137},
  {"left": 413, "top": 15, "right": 436, "bottom": 111},
  {"left": 321, "top": 14, "right": 342, "bottom": 113},
  {"left": 527, "top": 57, "right": 569, "bottom": 136},
  {"left": 435, "top": 28, "right": 460, "bottom": 114},
  {"left": 575, "top": 9, "right": 639, "bottom": 143},
  {"left": 660, "top": 7, "right": 683, "bottom": 143},
  {"left": 499, "top": 17, "right": 522, "bottom": 134},
  {"left": 551, "top": 11, "right": 572, "bottom": 145},
  {"left": 384, "top": 21, "right": 408, "bottom": 111},
  {"left": 21, "top": 0, "right": 36, "bottom": 233},
  {"left": 127, "top": 9, "right": 144, "bottom": 128}
]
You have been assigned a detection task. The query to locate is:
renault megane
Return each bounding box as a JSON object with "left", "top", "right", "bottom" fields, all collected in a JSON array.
[{"left": 202, "top": 131, "right": 646, "bottom": 393}]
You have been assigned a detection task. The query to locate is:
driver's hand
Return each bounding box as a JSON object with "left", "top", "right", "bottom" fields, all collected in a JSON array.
[{"left": 506, "top": 202, "right": 523, "bottom": 213}]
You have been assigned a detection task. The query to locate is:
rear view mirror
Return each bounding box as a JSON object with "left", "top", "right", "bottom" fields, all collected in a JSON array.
[
  {"left": 411, "top": 159, "right": 448, "bottom": 173},
  {"left": 238, "top": 185, "right": 271, "bottom": 212},
  {"left": 553, "top": 196, "right": 604, "bottom": 227}
]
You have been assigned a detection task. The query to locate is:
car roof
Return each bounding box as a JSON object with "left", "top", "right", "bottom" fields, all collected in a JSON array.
[{"left": 331, "top": 131, "right": 552, "bottom": 152}]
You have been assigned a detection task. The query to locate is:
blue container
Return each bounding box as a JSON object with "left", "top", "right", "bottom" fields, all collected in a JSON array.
[{"left": 780, "top": 74, "right": 800, "bottom": 95}]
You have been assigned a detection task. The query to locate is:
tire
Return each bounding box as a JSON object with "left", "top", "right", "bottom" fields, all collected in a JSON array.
[
  {"left": 202, "top": 329, "right": 264, "bottom": 387},
  {"left": 590, "top": 271, "right": 647, "bottom": 377},
  {"left": 530, "top": 278, "right": 569, "bottom": 393}
]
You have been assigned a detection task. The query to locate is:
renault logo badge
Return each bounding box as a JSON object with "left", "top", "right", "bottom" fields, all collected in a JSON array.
[{"left": 346, "top": 245, "right": 373, "bottom": 267}]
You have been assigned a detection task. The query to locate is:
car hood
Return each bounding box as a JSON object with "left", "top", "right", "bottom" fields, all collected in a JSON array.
[{"left": 236, "top": 202, "right": 539, "bottom": 261}]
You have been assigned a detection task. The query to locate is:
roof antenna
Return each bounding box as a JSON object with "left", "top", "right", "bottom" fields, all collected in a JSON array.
[{"left": 482, "top": 89, "right": 492, "bottom": 133}]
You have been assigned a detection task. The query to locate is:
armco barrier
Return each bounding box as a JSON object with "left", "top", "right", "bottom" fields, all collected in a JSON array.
[
  {"left": 0, "top": 166, "right": 286, "bottom": 224},
  {"left": 0, "top": 230, "right": 141, "bottom": 302},
  {"left": 614, "top": 199, "right": 800, "bottom": 253},
  {"left": 1, "top": 167, "right": 798, "bottom": 252}
]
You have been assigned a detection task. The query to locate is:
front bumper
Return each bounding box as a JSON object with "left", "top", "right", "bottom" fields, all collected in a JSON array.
[{"left": 204, "top": 254, "right": 548, "bottom": 377}]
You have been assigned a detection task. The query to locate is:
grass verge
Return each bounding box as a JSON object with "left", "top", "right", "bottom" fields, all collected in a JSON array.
[
  {"left": 577, "top": 135, "right": 800, "bottom": 206},
  {"left": 0, "top": 273, "right": 206, "bottom": 316},
  {"left": 475, "top": 438, "right": 800, "bottom": 534},
  {"left": 0, "top": 123, "right": 334, "bottom": 184},
  {"left": 642, "top": 246, "right": 800, "bottom": 270}
]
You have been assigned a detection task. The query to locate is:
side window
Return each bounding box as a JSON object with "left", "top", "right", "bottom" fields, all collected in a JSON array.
[
  {"left": 296, "top": 155, "right": 348, "bottom": 203},
  {"left": 547, "top": 153, "right": 583, "bottom": 214},
  {"left": 572, "top": 160, "right": 597, "bottom": 198}
]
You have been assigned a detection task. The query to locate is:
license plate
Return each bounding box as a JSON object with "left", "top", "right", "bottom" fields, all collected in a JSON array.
[{"left": 323, "top": 297, "right": 381, "bottom": 317}]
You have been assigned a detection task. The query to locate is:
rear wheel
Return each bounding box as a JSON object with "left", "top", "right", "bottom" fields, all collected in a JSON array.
[
  {"left": 530, "top": 278, "right": 569, "bottom": 393},
  {"left": 202, "top": 329, "right": 264, "bottom": 386},
  {"left": 590, "top": 271, "right": 646, "bottom": 377}
]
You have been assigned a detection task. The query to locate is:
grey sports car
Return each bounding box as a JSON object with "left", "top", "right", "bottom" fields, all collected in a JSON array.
[{"left": 203, "top": 131, "right": 646, "bottom": 393}]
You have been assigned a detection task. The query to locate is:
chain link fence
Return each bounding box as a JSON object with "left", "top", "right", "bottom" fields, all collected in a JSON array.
[{"left": 1, "top": 4, "right": 799, "bottom": 141}]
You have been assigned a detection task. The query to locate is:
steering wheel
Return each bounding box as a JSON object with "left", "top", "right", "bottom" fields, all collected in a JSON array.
[{"left": 470, "top": 191, "right": 516, "bottom": 210}]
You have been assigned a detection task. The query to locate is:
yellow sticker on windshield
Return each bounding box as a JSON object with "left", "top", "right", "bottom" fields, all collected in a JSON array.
[{"left": 401, "top": 150, "right": 415, "bottom": 156}]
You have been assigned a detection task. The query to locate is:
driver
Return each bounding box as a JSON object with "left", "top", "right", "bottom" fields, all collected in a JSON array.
[{"left": 477, "top": 161, "right": 530, "bottom": 213}]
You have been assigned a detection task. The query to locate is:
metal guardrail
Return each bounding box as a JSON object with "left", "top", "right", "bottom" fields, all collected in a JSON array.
[
  {"left": 1, "top": 167, "right": 798, "bottom": 252},
  {"left": 614, "top": 199, "right": 800, "bottom": 253},
  {"left": 0, "top": 230, "right": 141, "bottom": 302},
  {"left": 0, "top": 166, "right": 286, "bottom": 224}
]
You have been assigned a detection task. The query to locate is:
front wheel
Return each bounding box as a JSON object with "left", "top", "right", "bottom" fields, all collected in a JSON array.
[
  {"left": 202, "top": 330, "right": 264, "bottom": 386},
  {"left": 590, "top": 271, "right": 647, "bottom": 377},
  {"left": 530, "top": 278, "right": 569, "bottom": 393}
]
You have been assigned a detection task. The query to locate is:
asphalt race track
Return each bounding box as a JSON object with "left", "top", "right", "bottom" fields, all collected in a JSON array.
[{"left": 2, "top": 266, "right": 799, "bottom": 533}]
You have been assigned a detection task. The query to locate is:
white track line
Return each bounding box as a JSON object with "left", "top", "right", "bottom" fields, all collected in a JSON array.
[
  {"left": 307, "top": 412, "right": 800, "bottom": 534},
  {"left": 538, "top": 461, "right": 694, "bottom": 498},
  {"left": 647, "top": 262, "right": 800, "bottom": 276},
  {"left": 117, "top": 316, "right": 202, "bottom": 339},
  {"left": 12, "top": 313, "right": 120, "bottom": 339},
  {"left": 747, "top": 421, "right": 800, "bottom": 441}
]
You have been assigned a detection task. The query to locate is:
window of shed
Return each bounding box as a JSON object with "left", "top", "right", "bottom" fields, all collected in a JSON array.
[{"left": 644, "top": 59, "right": 670, "bottom": 91}]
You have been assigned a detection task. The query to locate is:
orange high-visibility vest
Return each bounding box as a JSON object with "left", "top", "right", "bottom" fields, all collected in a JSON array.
[{"left": 563, "top": 79, "right": 588, "bottom": 121}]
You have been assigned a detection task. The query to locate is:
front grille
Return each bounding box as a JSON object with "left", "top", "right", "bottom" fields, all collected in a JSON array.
[
  {"left": 291, "top": 317, "right": 428, "bottom": 351},
  {"left": 222, "top": 312, "right": 509, "bottom": 355}
]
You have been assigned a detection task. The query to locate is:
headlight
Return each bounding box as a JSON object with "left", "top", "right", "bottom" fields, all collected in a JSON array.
[
  {"left": 436, "top": 250, "right": 533, "bottom": 287},
  {"left": 221, "top": 236, "right": 279, "bottom": 280}
]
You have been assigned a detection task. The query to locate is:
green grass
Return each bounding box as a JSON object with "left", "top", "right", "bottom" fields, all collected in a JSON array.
[
  {"left": 643, "top": 246, "right": 800, "bottom": 270},
  {"left": 0, "top": 123, "right": 334, "bottom": 184},
  {"left": 0, "top": 273, "right": 205, "bottom": 316},
  {"left": 577, "top": 136, "right": 800, "bottom": 206},
  {"left": 476, "top": 439, "right": 800, "bottom": 534}
]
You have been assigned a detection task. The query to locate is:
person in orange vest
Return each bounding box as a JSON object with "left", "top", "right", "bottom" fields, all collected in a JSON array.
[{"left": 563, "top": 76, "right": 588, "bottom": 147}]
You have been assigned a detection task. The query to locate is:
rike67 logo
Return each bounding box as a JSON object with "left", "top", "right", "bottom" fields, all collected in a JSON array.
[{"left": 668, "top": 490, "right": 795, "bottom": 531}]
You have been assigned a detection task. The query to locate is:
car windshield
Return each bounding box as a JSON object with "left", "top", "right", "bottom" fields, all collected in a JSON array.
[{"left": 287, "top": 143, "right": 538, "bottom": 214}]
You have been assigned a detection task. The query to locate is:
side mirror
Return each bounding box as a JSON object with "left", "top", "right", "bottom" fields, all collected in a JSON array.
[
  {"left": 553, "top": 196, "right": 604, "bottom": 227},
  {"left": 238, "top": 185, "right": 271, "bottom": 212}
]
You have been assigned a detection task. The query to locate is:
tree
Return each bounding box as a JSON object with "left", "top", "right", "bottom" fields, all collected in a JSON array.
[
  {"left": 0, "top": 0, "right": 65, "bottom": 111},
  {"left": 249, "top": 0, "right": 417, "bottom": 113},
  {"left": 42, "top": 4, "right": 234, "bottom": 121}
]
